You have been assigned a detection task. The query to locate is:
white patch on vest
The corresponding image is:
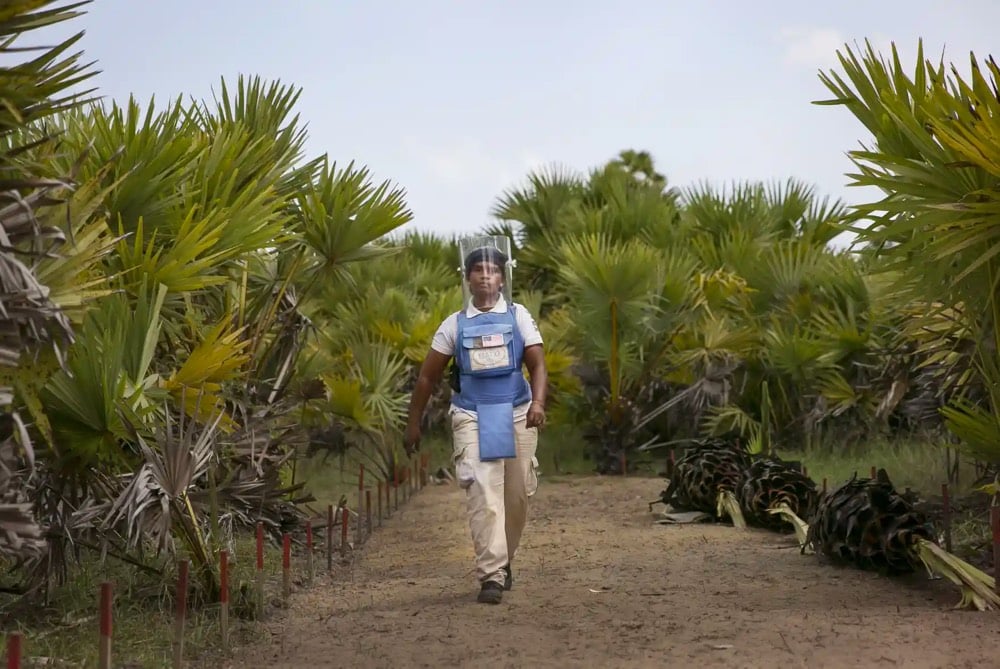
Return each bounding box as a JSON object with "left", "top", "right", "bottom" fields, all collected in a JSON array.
[{"left": 469, "top": 346, "right": 511, "bottom": 371}]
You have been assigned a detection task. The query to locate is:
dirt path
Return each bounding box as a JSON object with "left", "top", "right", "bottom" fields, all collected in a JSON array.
[{"left": 224, "top": 476, "right": 995, "bottom": 669}]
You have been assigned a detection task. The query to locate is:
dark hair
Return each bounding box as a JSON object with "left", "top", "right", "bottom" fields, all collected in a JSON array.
[{"left": 463, "top": 246, "right": 508, "bottom": 276}]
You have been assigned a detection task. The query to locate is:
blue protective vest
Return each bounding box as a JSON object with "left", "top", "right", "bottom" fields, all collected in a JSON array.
[{"left": 452, "top": 305, "right": 532, "bottom": 410}]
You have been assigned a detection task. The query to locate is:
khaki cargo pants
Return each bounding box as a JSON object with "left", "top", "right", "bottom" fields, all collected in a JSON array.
[{"left": 451, "top": 410, "right": 539, "bottom": 585}]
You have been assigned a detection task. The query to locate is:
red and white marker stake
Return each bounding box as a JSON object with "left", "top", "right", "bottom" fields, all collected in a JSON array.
[
  {"left": 173, "top": 559, "right": 188, "bottom": 669},
  {"left": 282, "top": 533, "right": 291, "bottom": 602},
  {"left": 356, "top": 466, "right": 364, "bottom": 546},
  {"left": 340, "top": 505, "right": 349, "bottom": 557},
  {"left": 377, "top": 481, "right": 384, "bottom": 527},
  {"left": 326, "top": 505, "right": 334, "bottom": 572},
  {"left": 219, "top": 550, "right": 229, "bottom": 651},
  {"left": 991, "top": 506, "right": 1000, "bottom": 596},
  {"left": 354, "top": 464, "right": 365, "bottom": 546},
  {"left": 255, "top": 522, "right": 265, "bottom": 617},
  {"left": 365, "top": 489, "right": 372, "bottom": 540},
  {"left": 7, "top": 631, "right": 22, "bottom": 669},
  {"left": 941, "top": 483, "right": 952, "bottom": 552},
  {"left": 98, "top": 582, "right": 112, "bottom": 669},
  {"left": 305, "top": 520, "right": 314, "bottom": 584}
]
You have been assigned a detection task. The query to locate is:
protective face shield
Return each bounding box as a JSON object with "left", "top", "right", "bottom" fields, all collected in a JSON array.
[{"left": 457, "top": 235, "right": 514, "bottom": 305}]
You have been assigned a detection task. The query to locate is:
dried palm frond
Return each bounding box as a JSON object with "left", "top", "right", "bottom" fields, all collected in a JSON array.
[
  {"left": 103, "top": 400, "right": 220, "bottom": 587},
  {"left": 0, "top": 0, "right": 103, "bottom": 572},
  {"left": 913, "top": 538, "right": 1000, "bottom": 611},
  {"left": 0, "top": 439, "right": 45, "bottom": 560},
  {"left": 207, "top": 411, "right": 311, "bottom": 542},
  {"left": 716, "top": 489, "right": 747, "bottom": 529},
  {"left": 766, "top": 503, "right": 811, "bottom": 550}
]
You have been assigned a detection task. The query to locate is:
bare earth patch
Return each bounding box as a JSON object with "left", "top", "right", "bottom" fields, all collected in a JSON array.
[{"left": 220, "top": 475, "right": 995, "bottom": 669}]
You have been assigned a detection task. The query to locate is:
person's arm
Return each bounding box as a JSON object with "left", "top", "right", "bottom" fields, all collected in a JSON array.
[
  {"left": 403, "top": 349, "right": 451, "bottom": 453},
  {"left": 523, "top": 344, "right": 547, "bottom": 428}
]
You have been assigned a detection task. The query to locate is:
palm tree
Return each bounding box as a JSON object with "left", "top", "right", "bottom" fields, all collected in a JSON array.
[
  {"left": 490, "top": 149, "right": 885, "bottom": 469},
  {"left": 818, "top": 39, "right": 1000, "bottom": 463},
  {"left": 608, "top": 149, "right": 671, "bottom": 192},
  {"left": 680, "top": 178, "right": 891, "bottom": 452},
  {"left": 489, "top": 164, "right": 586, "bottom": 305},
  {"left": 0, "top": 0, "right": 103, "bottom": 563},
  {"left": 0, "top": 32, "right": 417, "bottom": 594},
  {"left": 488, "top": 154, "right": 685, "bottom": 470},
  {"left": 555, "top": 232, "right": 700, "bottom": 471}
]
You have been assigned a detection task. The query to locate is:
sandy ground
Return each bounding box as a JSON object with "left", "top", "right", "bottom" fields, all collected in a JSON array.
[{"left": 222, "top": 475, "right": 997, "bottom": 669}]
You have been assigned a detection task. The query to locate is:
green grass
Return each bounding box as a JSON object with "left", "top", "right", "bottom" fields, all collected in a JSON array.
[
  {"left": 289, "top": 422, "right": 603, "bottom": 509},
  {"left": 791, "top": 437, "right": 995, "bottom": 567},
  {"left": 536, "top": 423, "right": 674, "bottom": 479},
  {"left": 536, "top": 423, "right": 591, "bottom": 476},
  {"left": 791, "top": 436, "right": 975, "bottom": 497},
  {"left": 291, "top": 433, "right": 454, "bottom": 513}
]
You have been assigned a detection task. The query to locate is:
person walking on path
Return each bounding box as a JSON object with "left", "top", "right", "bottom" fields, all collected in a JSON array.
[{"left": 404, "top": 237, "right": 548, "bottom": 604}]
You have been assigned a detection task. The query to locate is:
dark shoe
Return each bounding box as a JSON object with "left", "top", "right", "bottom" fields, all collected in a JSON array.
[
  {"left": 502, "top": 563, "right": 513, "bottom": 591},
  {"left": 477, "top": 580, "right": 503, "bottom": 604}
]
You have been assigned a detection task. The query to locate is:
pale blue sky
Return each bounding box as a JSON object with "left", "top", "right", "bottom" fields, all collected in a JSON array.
[{"left": 48, "top": 1, "right": 998, "bottom": 238}]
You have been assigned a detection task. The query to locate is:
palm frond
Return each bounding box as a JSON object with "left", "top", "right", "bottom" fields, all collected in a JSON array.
[{"left": 295, "top": 158, "right": 413, "bottom": 279}]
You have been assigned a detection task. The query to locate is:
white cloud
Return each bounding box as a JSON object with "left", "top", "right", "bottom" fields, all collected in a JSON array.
[
  {"left": 397, "top": 138, "right": 552, "bottom": 234},
  {"left": 778, "top": 26, "right": 847, "bottom": 69},
  {"left": 495, "top": 151, "right": 548, "bottom": 190},
  {"left": 403, "top": 136, "right": 497, "bottom": 186},
  {"left": 778, "top": 27, "right": 904, "bottom": 72},
  {"left": 404, "top": 136, "right": 547, "bottom": 191}
]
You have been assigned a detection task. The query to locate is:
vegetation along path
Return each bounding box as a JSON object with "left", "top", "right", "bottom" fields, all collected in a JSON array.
[{"left": 223, "top": 476, "right": 994, "bottom": 669}]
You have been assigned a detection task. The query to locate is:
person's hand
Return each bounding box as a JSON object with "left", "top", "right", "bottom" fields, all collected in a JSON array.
[
  {"left": 403, "top": 423, "right": 422, "bottom": 455},
  {"left": 526, "top": 401, "right": 546, "bottom": 429}
]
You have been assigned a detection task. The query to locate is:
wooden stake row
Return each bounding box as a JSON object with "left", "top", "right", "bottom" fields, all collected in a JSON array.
[{"left": 1, "top": 453, "right": 433, "bottom": 669}]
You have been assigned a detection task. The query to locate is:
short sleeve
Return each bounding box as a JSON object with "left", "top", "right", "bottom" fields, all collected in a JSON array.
[
  {"left": 514, "top": 304, "right": 543, "bottom": 347},
  {"left": 430, "top": 312, "right": 459, "bottom": 355}
]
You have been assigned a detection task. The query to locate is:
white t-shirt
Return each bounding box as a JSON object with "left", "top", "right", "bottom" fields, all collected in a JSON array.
[
  {"left": 431, "top": 295, "right": 543, "bottom": 355},
  {"left": 432, "top": 296, "right": 543, "bottom": 417}
]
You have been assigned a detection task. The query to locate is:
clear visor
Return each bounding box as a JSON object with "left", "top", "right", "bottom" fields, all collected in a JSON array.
[{"left": 457, "top": 235, "right": 514, "bottom": 306}]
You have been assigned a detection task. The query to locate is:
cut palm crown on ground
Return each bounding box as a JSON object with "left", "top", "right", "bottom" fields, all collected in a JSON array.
[{"left": 770, "top": 469, "right": 1000, "bottom": 611}]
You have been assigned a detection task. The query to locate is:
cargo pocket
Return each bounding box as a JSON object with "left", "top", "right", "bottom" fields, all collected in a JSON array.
[
  {"left": 451, "top": 412, "right": 476, "bottom": 490},
  {"left": 453, "top": 445, "right": 475, "bottom": 490},
  {"left": 526, "top": 455, "right": 539, "bottom": 497}
]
